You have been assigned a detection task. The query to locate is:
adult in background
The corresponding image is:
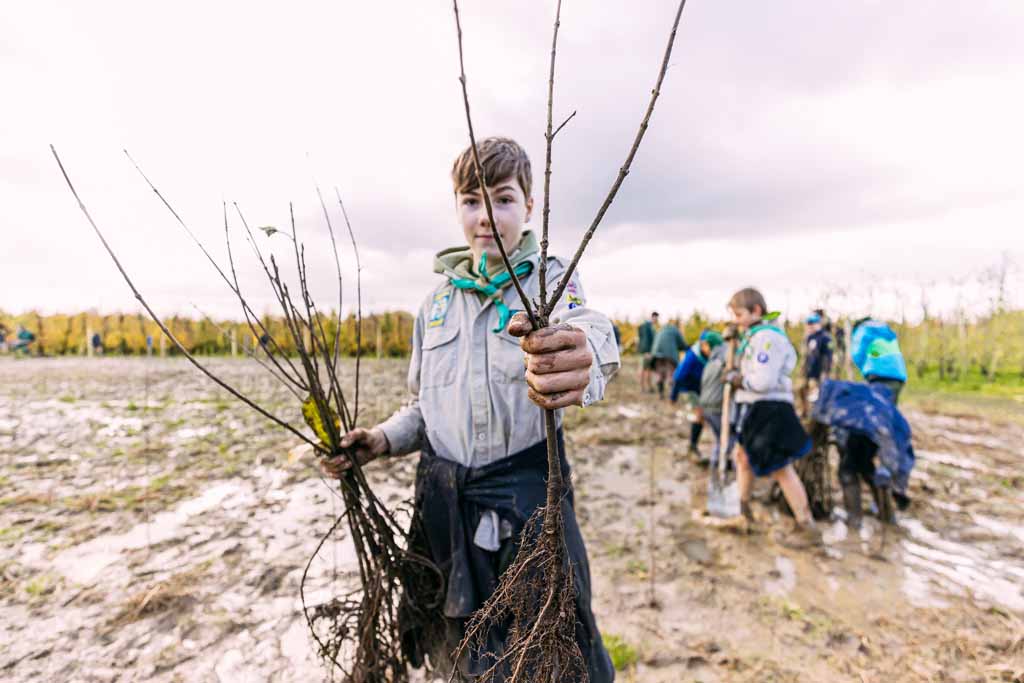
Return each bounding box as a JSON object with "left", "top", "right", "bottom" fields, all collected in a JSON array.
[
  {"left": 637, "top": 311, "right": 659, "bottom": 393},
  {"left": 650, "top": 318, "right": 687, "bottom": 400}
]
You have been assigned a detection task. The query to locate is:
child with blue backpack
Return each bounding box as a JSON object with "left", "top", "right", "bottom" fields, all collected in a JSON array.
[{"left": 832, "top": 318, "right": 912, "bottom": 528}]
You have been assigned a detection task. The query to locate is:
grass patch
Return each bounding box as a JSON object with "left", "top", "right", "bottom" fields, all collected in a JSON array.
[
  {"left": 903, "top": 374, "right": 1024, "bottom": 425},
  {"left": 108, "top": 560, "right": 212, "bottom": 628},
  {"left": 604, "top": 633, "right": 639, "bottom": 671},
  {"left": 624, "top": 558, "right": 648, "bottom": 579},
  {"left": 0, "top": 526, "right": 25, "bottom": 545},
  {"left": 59, "top": 395, "right": 76, "bottom": 403},
  {"left": 24, "top": 573, "right": 61, "bottom": 600}
]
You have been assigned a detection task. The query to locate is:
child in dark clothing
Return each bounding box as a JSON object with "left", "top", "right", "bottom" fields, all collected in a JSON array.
[
  {"left": 650, "top": 322, "right": 687, "bottom": 399},
  {"left": 797, "top": 310, "right": 834, "bottom": 416},
  {"left": 672, "top": 330, "right": 723, "bottom": 459}
]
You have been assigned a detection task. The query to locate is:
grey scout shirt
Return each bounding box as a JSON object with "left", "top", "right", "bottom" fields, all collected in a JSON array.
[{"left": 379, "top": 254, "right": 621, "bottom": 469}]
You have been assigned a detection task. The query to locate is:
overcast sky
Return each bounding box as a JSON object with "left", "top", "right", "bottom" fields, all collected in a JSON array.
[{"left": 3, "top": 0, "right": 1022, "bottom": 323}]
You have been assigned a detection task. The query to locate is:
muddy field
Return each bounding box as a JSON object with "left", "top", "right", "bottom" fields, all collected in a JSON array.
[{"left": 1, "top": 356, "right": 1022, "bottom": 682}]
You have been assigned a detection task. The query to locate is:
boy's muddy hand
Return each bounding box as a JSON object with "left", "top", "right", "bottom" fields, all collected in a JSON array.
[
  {"left": 508, "top": 312, "right": 592, "bottom": 410},
  {"left": 319, "top": 427, "right": 390, "bottom": 479}
]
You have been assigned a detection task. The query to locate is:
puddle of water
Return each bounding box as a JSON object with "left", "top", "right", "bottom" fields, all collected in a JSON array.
[
  {"left": 917, "top": 449, "right": 1015, "bottom": 479},
  {"left": 616, "top": 405, "right": 643, "bottom": 420},
  {"left": 934, "top": 429, "right": 1006, "bottom": 451},
  {"left": 763, "top": 556, "right": 797, "bottom": 596},
  {"left": 52, "top": 481, "right": 250, "bottom": 584},
  {"left": 970, "top": 513, "right": 1024, "bottom": 545},
  {"left": 173, "top": 425, "right": 216, "bottom": 441},
  {"left": 899, "top": 518, "right": 1024, "bottom": 612}
]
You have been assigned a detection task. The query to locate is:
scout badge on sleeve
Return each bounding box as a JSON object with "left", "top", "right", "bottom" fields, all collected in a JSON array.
[
  {"left": 708, "top": 336, "right": 741, "bottom": 518},
  {"left": 428, "top": 287, "right": 452, "bottom": 328},
  {"left": 565, "top": 280, "right": 584, "bottom": 310}
]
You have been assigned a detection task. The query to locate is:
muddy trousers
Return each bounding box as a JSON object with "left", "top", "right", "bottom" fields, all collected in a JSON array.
[{"left": 839, "top": 434, "right": 893, "bottom": 528}]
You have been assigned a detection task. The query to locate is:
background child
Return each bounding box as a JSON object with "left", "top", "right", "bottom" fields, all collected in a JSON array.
[
  {"left": 650, "top": 320, "right": 688, "bottom": 399},
  {"left": 797, "top": 310, "right": 834, "bottom": 416},
  {"left": 724, "top": 287, "right": 820, "bottom": 546},
  {"left": 672, "top": 329, "right": 723, "bottom": 460},
  {"left": 637, "top": 311, "right": 659, "bottom": 393},
  {"left": 698, "top": 330, "right": 734, "bottom": 469},
  {"left": 837, "top": 317, "right": 910, "bottom": 527}
]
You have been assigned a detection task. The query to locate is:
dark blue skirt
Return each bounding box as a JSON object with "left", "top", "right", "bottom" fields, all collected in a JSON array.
[{"left": 733, "top": 400, "right": 811, "bottom": 476}]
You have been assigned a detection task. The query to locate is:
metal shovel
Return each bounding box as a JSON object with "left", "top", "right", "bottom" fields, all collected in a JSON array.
[{"left": 707, "top": 337, "right": 740, "bottom": 518}]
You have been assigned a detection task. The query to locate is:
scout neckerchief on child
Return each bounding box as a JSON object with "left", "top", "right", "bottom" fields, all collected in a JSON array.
[
  {"left": 434, "top": 231, "right": 538, "bottom": 333},
  {"left": 738, "top": 311, "right": 785, "bottom": 355}
]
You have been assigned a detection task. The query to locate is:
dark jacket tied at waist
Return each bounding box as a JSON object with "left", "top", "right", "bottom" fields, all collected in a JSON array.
[{"left": 404, "top": 430, "right": 614, "bottom": 682}]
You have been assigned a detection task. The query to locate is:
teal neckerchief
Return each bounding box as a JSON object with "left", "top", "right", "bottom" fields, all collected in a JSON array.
[
  {"left": 450, "top": 252, "right": 534, "bottom": 333},
  {"left": 738, "top": 312, "right": 784, "bottom": 355}
]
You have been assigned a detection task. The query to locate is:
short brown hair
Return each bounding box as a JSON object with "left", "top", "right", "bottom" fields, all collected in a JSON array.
[
  {"left": 451, "top": 137, "right": 532, "bottom": 198},
  {"left": 729, "top": 287, "right": 768, "bottom": 316}
]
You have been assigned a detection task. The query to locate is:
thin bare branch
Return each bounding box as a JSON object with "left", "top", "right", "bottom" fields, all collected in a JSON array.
[
  {"left": 313, "top": 183, "right": 345, "bottom": 371},
  {"left": 545, "top": 0, "right": 688, "bottom": 316},
  {"left": 222, "top": 202, "right": 310, "bottom": 392},
  {"left": 52, "top": 145, "right": 318, "bottom": 450},
  {"left": 538, "top": 0, "right": 565, "bottom": 315},
  {"left": 551, "top": 110, "right": 576, "bottom": 140},
  {"left": 188, "top": 301, "right": 303, "bottom": 401},
  {"left": 124, "top": 149, "right": 300, "bottom": 377},
  {"left": 335, "top": 188, "right": 363, "bottom": 424},
  {"left": 451, "top": 0, "right": 538, "bottom": 328}
]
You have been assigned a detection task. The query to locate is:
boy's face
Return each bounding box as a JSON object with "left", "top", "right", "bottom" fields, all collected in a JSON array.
[
  {"left": 700, "top": 340, "right": 712, "bottom": 357},
  {"left": 729, "top": 305, "right": 758, "bottom": 330},
  {"left": 456, "top": 176, "right": 533, "bottom": 267}
]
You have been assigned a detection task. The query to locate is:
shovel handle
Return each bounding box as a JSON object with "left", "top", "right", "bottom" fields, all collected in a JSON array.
[{"left": 718, "top": 336, "right": 738, "bottom": 476}]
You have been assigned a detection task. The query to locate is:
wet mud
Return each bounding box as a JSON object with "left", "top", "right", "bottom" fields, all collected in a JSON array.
[{"left": 1, "top": 357, "right": 1022, "bottom": 682}]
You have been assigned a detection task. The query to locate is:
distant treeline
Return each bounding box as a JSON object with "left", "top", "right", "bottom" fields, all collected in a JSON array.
[
  {"left": 3, "top": 309, "right": 1024, "bottom": 384},
  {"left": 0, "top": 310, "right": 415, "bottom": 358}
]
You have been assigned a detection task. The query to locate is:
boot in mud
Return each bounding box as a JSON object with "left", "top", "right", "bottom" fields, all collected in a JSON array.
[
  {"left": 741, "top": 500, "right": 758, "bottom": 534},
  {"left": 870, "top": 485, "right": 896, "bottom": 525},
  {"left": 842, "top": 479, "right": 863, "bottom": 531},
  {"left": 775, "top": 520, "right": 824, "bottom": 550}
]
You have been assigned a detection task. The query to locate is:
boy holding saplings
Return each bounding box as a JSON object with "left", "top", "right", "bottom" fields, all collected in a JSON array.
[
  {"left": 321, "top": 138, "right": 618, "bottom": 682},
  {"left": 723, "top": 287, "right": 821, "bottom": 547}
]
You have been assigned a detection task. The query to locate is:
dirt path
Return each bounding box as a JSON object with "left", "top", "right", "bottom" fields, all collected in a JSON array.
[{"left": 1, "top": 357, "right": 1022, "bottom": 682}]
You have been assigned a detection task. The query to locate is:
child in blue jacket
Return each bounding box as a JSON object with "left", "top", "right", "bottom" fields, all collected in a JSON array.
[
  {"left": 672, "top": 330, "right": 723, "bottom": 459},
  {"left": 837, "top": 318, "right": 910, "bottom": 528}
]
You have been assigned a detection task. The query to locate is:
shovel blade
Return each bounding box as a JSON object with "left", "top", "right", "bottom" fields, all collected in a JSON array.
[{"left": 707, "top": 472, "right": 741, "bottom": 518}]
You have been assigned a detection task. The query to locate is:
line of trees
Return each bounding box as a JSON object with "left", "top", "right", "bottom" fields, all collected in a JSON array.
[
  {"left": 0, "top": 310, "right": 415, "bottom": 359},
  {"left": 4, "top": 308, "right": 1023, "bottom": 383}
]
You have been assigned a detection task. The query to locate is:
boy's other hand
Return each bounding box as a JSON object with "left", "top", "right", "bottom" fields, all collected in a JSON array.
[
  {"left": 722, "top": 369, "right": 744, "bottom": 389},
  {"left": 318, "top": 427, "right": 389, "bottom": 479},
  {"left": 508, "top": 312, "right": 592, "bottom": 410}
]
